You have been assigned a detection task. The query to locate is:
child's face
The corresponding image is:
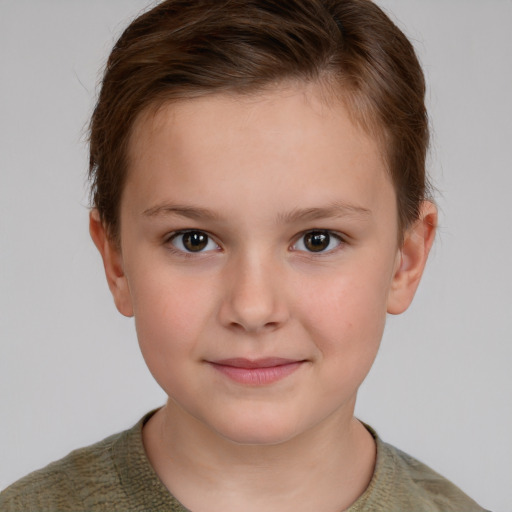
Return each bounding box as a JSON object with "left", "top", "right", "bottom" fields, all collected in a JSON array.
[{"left": 96, "top": 83, "right": 423, "bottom": 445}]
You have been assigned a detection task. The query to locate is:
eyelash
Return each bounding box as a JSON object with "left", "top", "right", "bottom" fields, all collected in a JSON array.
[
  {"left": 291, "top": 230, "right": 345, "bottom": 254},
  {"left": 164, "top": 229, "right": 346, "bottom": 256},
  {"left": 166, "top": 230, "right": 221, "bottom": 256}
]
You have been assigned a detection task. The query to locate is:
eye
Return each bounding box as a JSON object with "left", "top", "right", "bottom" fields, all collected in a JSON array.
[
  {"left": 292, "top": 230, "right": 342, "bottom": 253},
  {"left": 169, "top": 230, "right": 219, "bottom": 253}
]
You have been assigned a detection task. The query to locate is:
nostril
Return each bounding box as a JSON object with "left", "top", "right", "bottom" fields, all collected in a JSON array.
[
  {"left": 228, "top": 320, "right": 280, "bottom": 333},
  {"left": 229, "top": 321, "right": 246, "bottom": 332}
]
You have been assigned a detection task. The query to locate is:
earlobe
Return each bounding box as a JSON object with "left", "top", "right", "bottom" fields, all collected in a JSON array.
[
  {"left": 89, "top": 210, "right": 134, "bottom": 317},
  {"left": 387, "top": 201, "right": 437, "bottom": 315}
]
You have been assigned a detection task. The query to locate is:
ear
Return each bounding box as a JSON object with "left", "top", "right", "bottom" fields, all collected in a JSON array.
[
  {"left": 89, "top": 210, "right": 134, "bottom": 317},
  {"left": 387, "top": 201, "right": 437, "bottom": 315}
]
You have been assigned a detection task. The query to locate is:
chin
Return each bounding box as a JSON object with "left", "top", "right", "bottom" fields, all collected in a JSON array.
[{"left": 207, "top": 408, "right": 306, "bottom": 447}]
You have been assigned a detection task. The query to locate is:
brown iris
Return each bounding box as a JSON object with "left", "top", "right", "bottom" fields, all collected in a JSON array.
[
  {"left": 182, "top": 231, "right": 209, "bottom": 252},
  {"left": 303, "top": 231, "right": 331, "bottom": 252}
]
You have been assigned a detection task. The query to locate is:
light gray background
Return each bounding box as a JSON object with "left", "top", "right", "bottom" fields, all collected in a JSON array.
[{"left": 1, "top": 1, "right": 511, "bottom": 510}]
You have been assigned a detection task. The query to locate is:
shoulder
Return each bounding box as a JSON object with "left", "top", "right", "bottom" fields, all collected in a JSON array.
[
  {"left": 350, "top": 430, "right": 489, "bottom": 512},
  {"left": 1, "top": 411, "right": 183, "bottom": 512},
  {"left": 0, "top": 430, "right": 128, "bottom": 512},
  {"left": 383, "top": 441, "right": 485, "bottom": 511}
]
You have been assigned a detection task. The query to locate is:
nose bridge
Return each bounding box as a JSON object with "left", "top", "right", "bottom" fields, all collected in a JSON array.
[{"left": 220, "top": 246, "right": 288, "bottom": 333}]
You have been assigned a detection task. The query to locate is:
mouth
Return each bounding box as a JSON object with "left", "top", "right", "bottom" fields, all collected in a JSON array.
[{"left": 207, "top": 358, "right": 306, "bottom": 386}]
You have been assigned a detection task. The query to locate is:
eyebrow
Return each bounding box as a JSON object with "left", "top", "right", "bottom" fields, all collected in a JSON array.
[
  {"left": 142, "top": 200, "right": 371, "bottom": 223},
  {"left": 276, "top": 201, "right": 372, "bottom": 224},
  {"left": 142, "top": 203, "right": 223, "bottom": 221}
]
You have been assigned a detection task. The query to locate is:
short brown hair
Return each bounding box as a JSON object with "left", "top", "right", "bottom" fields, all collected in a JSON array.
[{"left": 89, "top": 0, "right": 430, "bottom": 243}]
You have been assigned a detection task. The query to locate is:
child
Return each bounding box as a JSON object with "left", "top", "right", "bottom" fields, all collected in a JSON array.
[{"left": 0, "top": 0, "right": 489, "bottom": 510}]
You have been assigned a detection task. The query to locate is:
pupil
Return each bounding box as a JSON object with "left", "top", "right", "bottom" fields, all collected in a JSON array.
[
  {"left": 183, "top": 231, "right": 208, "bottom": 252},
  {"left": 305, "top": 231, "right": 329, "bottom": 252}
]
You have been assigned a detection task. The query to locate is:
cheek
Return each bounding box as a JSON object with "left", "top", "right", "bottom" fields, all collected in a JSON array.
[
  {"left": 295, "top": 273, "right": 389, "bottom": 406},
  {"left": 128, "top": 269, "right": 217, "bottom": 366},
  {"left": 296, "top": 270, "right": 389, "bottom": 359},
  {"left": 130, "top": 274, "right": 219, "bottom": 401}
]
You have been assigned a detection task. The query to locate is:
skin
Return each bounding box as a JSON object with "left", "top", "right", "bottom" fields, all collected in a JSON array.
[{"left": 90, "top": 82, "right": 436, "bottom": 511}]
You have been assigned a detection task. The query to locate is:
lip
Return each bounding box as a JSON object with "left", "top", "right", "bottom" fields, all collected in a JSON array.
[{"left": 208, "top": 358, "right": 305, "bottom": 385}]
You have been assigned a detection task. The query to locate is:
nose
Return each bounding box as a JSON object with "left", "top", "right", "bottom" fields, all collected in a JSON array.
[{"left": 218, "top": 253, "right": 289, "bottom": 334}]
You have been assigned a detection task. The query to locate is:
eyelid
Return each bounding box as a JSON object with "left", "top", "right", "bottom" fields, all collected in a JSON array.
[
  {"left": 290, "top": 229, "right": 346, "bottom": 254},
  {"left": 166, "top": 229, "right": 221, "bottom": 254},
  {"left": 163, "top": 228, "right": 346, "bottom": 256}
]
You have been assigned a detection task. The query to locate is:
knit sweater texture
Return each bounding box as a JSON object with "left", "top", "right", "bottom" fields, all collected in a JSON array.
[{"left": 0, "top": 412, "right": 487, "bottom": 512}]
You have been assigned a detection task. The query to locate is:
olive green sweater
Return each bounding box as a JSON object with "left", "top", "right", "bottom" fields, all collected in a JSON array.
[{"left": 0, "top": 412, "right": 487, "bottom": 512}]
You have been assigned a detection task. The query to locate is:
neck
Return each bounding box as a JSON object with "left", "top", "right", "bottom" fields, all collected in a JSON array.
[{"left": 143, "top": 400, "right": 376, "bottom": 512}]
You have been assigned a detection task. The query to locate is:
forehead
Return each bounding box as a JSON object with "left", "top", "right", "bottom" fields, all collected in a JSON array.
[
  {"left": 123, "top": 83, "right": 395, "bottom": 226},
  {"left": 129, "top": 81, "right": 385, "bottom": 163}
]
